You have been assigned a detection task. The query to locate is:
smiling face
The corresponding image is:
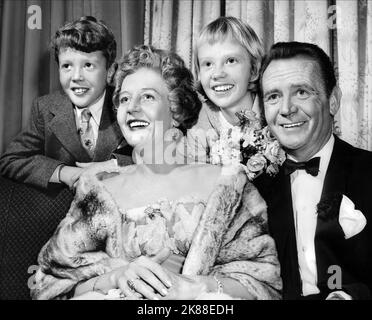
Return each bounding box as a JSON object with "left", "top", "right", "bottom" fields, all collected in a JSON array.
[
  {"left": 262, "top": 57, "right": 335, "bottom": 161},
  {"left": 58, "top": 48, "right": 108, "bottom": 108},
  {"left": 116, "top": 68, "right": 173, "bottom": 148},
  {"left": 197, "top": 37, "right": 253, "bottom": 114}
]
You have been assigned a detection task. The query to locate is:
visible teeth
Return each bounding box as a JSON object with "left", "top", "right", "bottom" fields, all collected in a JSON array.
[
  {"left": 73, "top": 88, "right": 88, "bottom": 94},
  {"left": 283, "top": 122, "right": 305, "bottom": 128},
  {"left": 213, "top": 84, "right": 233, "bottom": 92},
  {"left": 128, "top": 121, "right": 149, "bottom": 128}
]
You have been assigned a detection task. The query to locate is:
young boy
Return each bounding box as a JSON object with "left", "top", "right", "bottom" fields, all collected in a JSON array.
[{"left": 0, "top": 16, "right": 132, "bottom": 189}]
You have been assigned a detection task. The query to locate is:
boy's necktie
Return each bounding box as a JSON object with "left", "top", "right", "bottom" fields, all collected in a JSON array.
[{"left": 79, "top": 109, "right": 95, "bottom": 158}]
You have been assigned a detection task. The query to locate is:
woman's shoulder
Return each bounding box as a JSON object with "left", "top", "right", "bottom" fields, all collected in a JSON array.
[
  {"left": 177, "top": 164, "right": 248, "bottom": 192},
  {"left": 100, "top": 164, "right": 137, "bottom": 191},
  {"left": 178, "top": 163, "right": 247, "bottom": 178},
  {"left": 73, "top": 168, "right": 126, "bottom": 213},
  {"left": 177, "top": 163, "right": 221, "bottom": 179}
]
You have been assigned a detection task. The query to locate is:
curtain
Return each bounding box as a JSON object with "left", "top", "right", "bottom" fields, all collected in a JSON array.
[
  {"left": 0, "top": 0, "right": 145, "bottom": 154},
  {"left": 144, "top": 0, "right": 372, "bottom": 151},
  {"left": 1, "top": 0, "right": 371, "bottom": 152}
]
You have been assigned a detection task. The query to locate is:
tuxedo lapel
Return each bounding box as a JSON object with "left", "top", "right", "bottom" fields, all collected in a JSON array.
[
  {"left": 320, "top": 136, "right": 348, "bottom": 198},
  {"left": 93, "top": 91, "right": 124, "bottom": 161},
  {"left": 48, "top": 94, "right": 91, "bottom": 162},
  {"left": 315, "top": 136, "right": 350, "bottom": 290},
  {"left": 265, "top": 138, "right": 350, "bottom": 298},
  {"left": 265, "top": 170, "right": 302, "bottom": 298}
]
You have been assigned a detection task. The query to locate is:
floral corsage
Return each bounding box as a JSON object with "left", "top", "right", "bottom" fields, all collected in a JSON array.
[{"left": 209, "top": 110, "right": 286, "bottom": 181}]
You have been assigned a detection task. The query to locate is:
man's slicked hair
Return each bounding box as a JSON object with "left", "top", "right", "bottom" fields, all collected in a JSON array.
[{"left": 260, "top": 41, "right": 337, "bottom": 98}]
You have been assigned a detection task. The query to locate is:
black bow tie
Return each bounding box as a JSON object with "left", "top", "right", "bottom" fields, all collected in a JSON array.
[{"left": 283, "top": 157, "right": 320, "bottom": 176}]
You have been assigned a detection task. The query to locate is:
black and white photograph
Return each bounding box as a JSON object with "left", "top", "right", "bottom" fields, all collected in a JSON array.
[{"left": 0, "top": 0, "right": 371, "bottom": 308}]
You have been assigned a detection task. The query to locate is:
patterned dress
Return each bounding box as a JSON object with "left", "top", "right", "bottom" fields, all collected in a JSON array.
[{"left": 31, "top": 165, "right": 282, "bottom": 300}]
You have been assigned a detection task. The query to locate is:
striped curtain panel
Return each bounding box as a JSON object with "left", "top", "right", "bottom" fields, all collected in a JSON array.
[
  {"left": 0, "top": 0, "right": 145, "bottom": 154},
  {"left": 144, "top": 0, "right": 372, "bottom": 151}
]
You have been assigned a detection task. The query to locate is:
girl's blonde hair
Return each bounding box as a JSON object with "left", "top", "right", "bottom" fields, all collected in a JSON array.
[{"left": 194, "top": 16, "right": 264, "bottom": 96}]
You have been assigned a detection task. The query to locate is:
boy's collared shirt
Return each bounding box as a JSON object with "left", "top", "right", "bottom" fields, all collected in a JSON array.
[
  {"left": 74, "top": 90, "right": 106, "bottom": 148},
  {"left": 49, "top": 91, "right": 106, "bottom": 184}
]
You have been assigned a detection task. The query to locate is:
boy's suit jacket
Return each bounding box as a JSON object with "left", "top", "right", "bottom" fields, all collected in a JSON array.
[
  {"left": 0, "top": 88, "right": 132, "bottom": 189},
  {"left": 255, "top": 136, "right": 372, "bottom": 300}
]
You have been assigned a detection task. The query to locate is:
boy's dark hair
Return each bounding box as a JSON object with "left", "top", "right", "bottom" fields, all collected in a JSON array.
[
  {"left": 259, "top": 41, "right": 337, "bottom": 98},
  {"left": 51, "top": 16, "right": 116, "bottom": 69}
]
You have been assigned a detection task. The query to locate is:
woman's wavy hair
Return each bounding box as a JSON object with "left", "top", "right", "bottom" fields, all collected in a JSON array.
[
  {"left": 112, "top": 45, "right": 202, "bottom": 134},
  {"left": 51, "top": 16, "right": 116, "bottom": 69},
  {"left": 194, "top": 16, "right": 264, "bottom": 100}
]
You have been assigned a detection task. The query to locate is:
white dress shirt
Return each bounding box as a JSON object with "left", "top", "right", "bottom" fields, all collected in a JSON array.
[
  {"left": 289, "top": 135, "right": 334, "bottom": 296},
  {"left": 74, "top": 90, "right": 106, "bottom": 148}
]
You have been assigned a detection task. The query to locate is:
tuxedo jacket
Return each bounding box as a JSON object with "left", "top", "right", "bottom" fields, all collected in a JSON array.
[
  {"left": 0, "top": 88, "right": 133, "bottom": 189},
  {"left": 255, "top": 136, "right": 372, "bottom": 300}
]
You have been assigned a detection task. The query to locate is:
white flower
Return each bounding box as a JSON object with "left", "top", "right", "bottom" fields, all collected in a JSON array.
[
  {"left": 264, "top": 140, "right": 281, "bottom": 163},
  {"left": 208, "top": 111, "right": 284, "bottom": 180},
  {"left": 230, "top": 127, "right": 243, "bottom": 145},
  {"left": 242, "top": 129, "right": 256, "bottom": 148},
  {"left": 246, "top": 154, "right": 266, "bottom": 173},
  {"left": 230, "top": 148, "right": 242, "bottom": 161}
]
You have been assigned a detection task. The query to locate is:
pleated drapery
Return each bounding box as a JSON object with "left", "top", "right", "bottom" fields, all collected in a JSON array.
[
  {"left": 144, "top": 0, "right": 372, "bottom": 151},
  {"left": 0, "top": 0, "right": 145, "bottom": 154},
  {"left": 1, "top": 0, "right": 371, "bottom": 152}
]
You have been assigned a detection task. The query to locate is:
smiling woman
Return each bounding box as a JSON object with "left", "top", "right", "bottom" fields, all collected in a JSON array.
[
  {"left": 30, "top": 45, "right": 282, "bottom": 301},
  {"left": 112, "top": 46, "right": 201, "bottom": 164},
  {"left": 116, "top": 68, "right": 174, "bottom": 152}
]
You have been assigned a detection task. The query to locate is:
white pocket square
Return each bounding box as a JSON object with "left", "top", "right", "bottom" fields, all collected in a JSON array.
[{"left": 339, "top": 195, "right": 367, "bottom": 239}]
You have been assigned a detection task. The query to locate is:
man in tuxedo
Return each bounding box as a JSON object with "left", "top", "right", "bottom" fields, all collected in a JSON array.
[{"left": 256, "top": 41, "right": 372, "bottom": 300}]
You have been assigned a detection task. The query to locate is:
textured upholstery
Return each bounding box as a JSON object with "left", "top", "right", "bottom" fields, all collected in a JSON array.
[{"left": 0, "top": 176, "right": 73, "bottom": 299}]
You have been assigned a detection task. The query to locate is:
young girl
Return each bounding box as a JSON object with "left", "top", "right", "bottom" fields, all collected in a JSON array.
[{"left": 185, "top": 16, "right": 264, "bottom": 165}]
